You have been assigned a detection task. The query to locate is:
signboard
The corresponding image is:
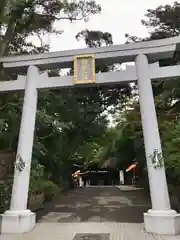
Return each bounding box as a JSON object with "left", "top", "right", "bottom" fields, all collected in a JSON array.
[{"left": 73, "top": 55, "right": 95, "bottom": 84}]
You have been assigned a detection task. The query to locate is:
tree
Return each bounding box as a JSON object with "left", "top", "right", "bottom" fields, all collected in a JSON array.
[
  {"left": 122, "top": 1, "right": 180, "bottom": 186},
  {"left": 76, "top": 29, "right": 113, "bottom": 47},
  {"left": 0, "top": 0, "right": 101, "bottom": 56},
  {"left": 61, "top": 27, "right": 133, "bottom": 170},
  {"left": 0, "top": 1, "right": 133, "bottom": 190},
  {"left": 0, "top": 0, "right": 102, "bottom": 187}
]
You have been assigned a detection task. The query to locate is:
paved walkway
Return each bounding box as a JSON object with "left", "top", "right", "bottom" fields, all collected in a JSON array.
[
  {"left": 36, "top": 185, "right": 150, "bottom": 223},
  {"left": 1, "top": 186, "right": 180, "bottom": 239}
]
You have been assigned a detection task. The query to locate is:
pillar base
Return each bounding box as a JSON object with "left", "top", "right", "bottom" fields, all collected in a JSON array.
[
  {"left": 0, "top": 209, "right": 36, "bottom": 234},
  {"left": 144, "top": 209, "right": 180, "bottom": 235}
]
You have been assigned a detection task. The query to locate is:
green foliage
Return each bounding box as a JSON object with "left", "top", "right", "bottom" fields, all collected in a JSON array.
[
  {"left": 162, "top": 121, "right": 180, "bottom": 182},
  {"left": 123, "top": 1, "right": 180, "bottom": 187},
  {"left": 0, "top": 180, "right": 12, "bottom": 213},
  {"left": 0, "top": 1, "right": 117, "bottom": 193},
  {"left": 29, "top": 162, "right": 45, "bottom": 196},
  {"left": 66, "top": 1, "right": 180, "bottom": 189},
  {"left": 141, "top": 1, "right": 180, "bottom": 39},
  {"left": 29, "top": 162, "right": 59, "bottom": 201},
  {"left": 0, "top": 0, "right": 101, "bottom": 56},
  {"left": 76, "top": 29, "right": 113, "bottom": 47},
  {"left": 3, "top": 0, "right": 180, "bottom": 206},
  {"left": 40, "top": 180, "right": 60, "bottom": 200}
]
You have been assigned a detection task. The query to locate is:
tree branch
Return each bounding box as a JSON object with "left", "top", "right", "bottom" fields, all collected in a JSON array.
[
  {"left": 37, "top": 132, "right": 54, "bottom": 140},
  {"left": 55, "top": 16, "right": 84, "bottom": 21}
]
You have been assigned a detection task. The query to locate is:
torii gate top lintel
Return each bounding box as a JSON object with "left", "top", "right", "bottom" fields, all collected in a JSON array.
[{"left": 1, "top": 35, "right": 180, "bottom": 72}]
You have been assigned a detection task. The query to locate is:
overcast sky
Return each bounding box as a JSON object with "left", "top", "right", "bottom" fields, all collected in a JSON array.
[
  {"left": 44, "top": 0, "right": 175, "bottom": 126},
  {"left": 48, "top": 0, "right": 175, "bottom": 52}
]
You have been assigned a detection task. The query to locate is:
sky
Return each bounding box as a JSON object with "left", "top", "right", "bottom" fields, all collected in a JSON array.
[
  {"left": 48, "top": 0, "right": 175, "bottom": 52},
  {"left": 45, "top": 0, "right": 175, "bottom": 126}
]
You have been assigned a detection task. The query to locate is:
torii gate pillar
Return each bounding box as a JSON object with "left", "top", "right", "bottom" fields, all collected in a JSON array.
[
  {"left": 0, "top": 66, "right": 39, "bottom": 233},
  {"left": 1, "top": 36, "right": 180, "bottom": 235},
  {"left": 136, "top": 54, "right": 180, "bottom": 235}
]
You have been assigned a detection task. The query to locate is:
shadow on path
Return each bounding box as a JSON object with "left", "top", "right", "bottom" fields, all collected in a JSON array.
[{"left": 36, "top": 186, "right": 150, "bottom": 223}]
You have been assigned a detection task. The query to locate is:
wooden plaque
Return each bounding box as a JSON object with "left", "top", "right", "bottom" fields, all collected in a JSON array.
[{"left": 73, "top": 55, "right": 95, "bottom": 84}]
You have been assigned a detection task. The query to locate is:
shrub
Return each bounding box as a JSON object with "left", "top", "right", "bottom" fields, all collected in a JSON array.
[
  {"left": 41, "top": 180, "right": 60, "bottom": 200},
  {"left": 168, "top": 184, "right": 176, "bottom": 196},
  {"left": 0, "top": 180, "right": 12, "bottom": 213},
  {"left": 29, "top": 179, "right": 43, "bottom": 198},
  {"left": 174, "top": 186, "right": 180, "bottom": 200}
]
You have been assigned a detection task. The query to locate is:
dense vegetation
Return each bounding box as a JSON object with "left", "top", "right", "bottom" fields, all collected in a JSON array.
[{"left": 1, "top": 0, "right": 180, "bottom": 211}]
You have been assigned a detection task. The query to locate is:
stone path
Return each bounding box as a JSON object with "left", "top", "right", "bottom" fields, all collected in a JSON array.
[
  {"left": 36, "top": 185, "right": 150, "bottom": 223},
  {"left": 1, "top": 186, "right": 180, "bottom": 240}
]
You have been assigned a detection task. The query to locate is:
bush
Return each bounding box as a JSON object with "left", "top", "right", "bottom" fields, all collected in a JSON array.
[
  {"left": 0, "top": 180, "right": 12, "bottom": 213},
  {"left": 41, "top": 180, "right": 60, "bottom": 200},
  {"left": 168, "top": 184, "right": 176, "bottom": 196},
  {"left": 174, "top": 186, "right": 180, "bottom": 200},
  {"left": 170, "top": 195, "right": 180, "bottom": 213},
  {"left": 29, "top": 179, "right": 44, "bottom": 198}
]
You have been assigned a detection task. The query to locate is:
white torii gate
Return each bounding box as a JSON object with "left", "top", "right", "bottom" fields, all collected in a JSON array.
[{"left": 1, "top": 36, "right": 180, "bottom": 235}]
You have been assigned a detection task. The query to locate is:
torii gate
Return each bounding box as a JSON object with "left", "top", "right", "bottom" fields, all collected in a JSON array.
[{"left": 1, "top": 36, "right": 180, "bottom": 235}]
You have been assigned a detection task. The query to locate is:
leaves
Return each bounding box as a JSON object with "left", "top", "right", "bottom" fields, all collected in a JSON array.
[
  {"left": 0, "top": 1, "right": 104, "bottom": 186},
  {"left": 76, "top": 29, "right": 113, "bottom": 47},
  {"left": 0, "top": 0, "right": 101, "bottom": 56},
  {"left": 122, "top": 1, "right": 180, "bottom": 184}
]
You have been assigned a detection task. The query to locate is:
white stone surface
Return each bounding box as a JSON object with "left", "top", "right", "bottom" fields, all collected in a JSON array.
[
  {"left": 0, "top": 66, "right": 39, "bottom": 234},
  {"left": 136, "top": 54, "right": 171, "bottom": 211},
  {"left": 136, "top": 54, "right": 180, "bottom": 235},
  {"left": 10, "top": 65, "right": 39, "bottom": 211},
  {"left": 2, "top": 35, "right": 180, "bottom": 70},
  {"left": 0, "top": 186, "right": 180, "bottom": 238},
  {"left": 2, "top": 63, "right": 180, "bottom": 92},
  {"left": 0, "top": 210, "right": 35, "bottom": 234},
  {"left": 1, "top": 222, "right": 180, "bottom": 240},
  {"left": 144, "top": 210, "right": 180, "bottom": 235}
]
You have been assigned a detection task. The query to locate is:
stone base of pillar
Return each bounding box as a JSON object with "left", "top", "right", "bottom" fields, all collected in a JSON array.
[
  {"left": 144, "top": 209, "right": 180, "bottom": 235},
  {"left": 0, "top": 209, "right": 36, "bottom": 234}
]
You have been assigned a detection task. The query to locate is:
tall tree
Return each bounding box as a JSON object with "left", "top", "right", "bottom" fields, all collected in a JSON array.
[
  {"left": 122, "top": 1, "right": 180, "bottom": 184},
  {"left": 0, "top": 0, "right": 101, "bottom": 182},
  {"left": 0, "top": 1, "right": 132, "bottom": 186},
  {"left": 0, "top": 0, "right": 101, "bottom": 56}
]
